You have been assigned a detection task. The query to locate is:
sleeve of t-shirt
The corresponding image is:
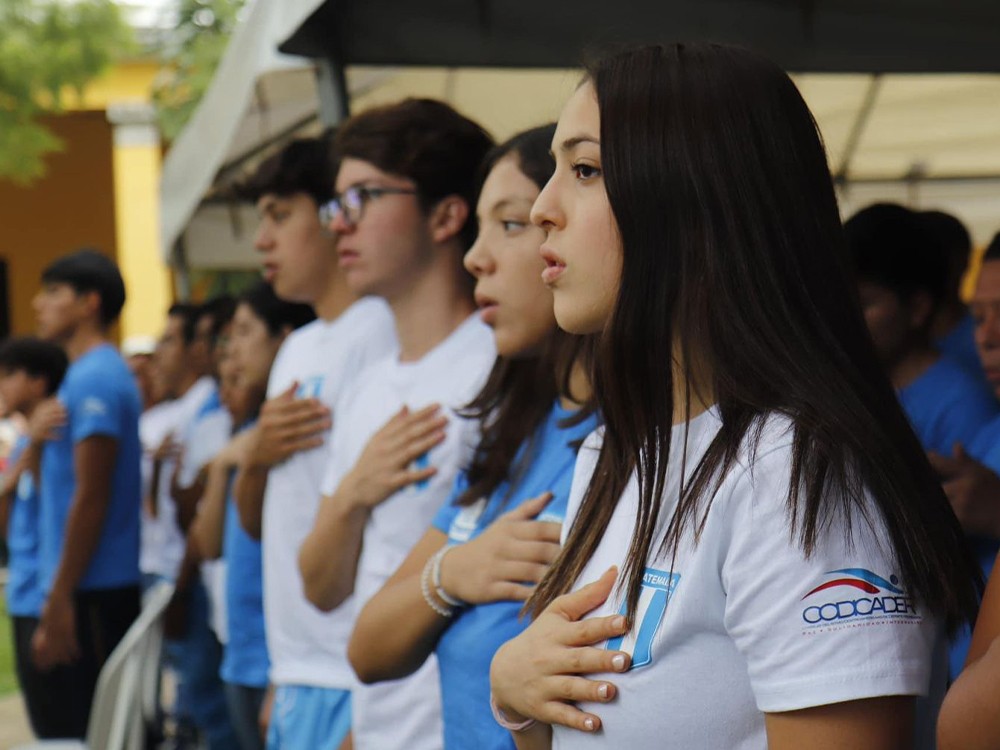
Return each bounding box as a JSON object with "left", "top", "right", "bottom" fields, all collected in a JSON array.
[
  {"left": 934, "top": 383, "right": 998, "bottom": 455},
  {"left": 720, "top": 444, "right": 939, "bottom": 713},
  {"left": 432, "top": 472, "right": 470, "bottom": 534},
  {"left": 66, "top": 368, "right": 124, "bottom": 443}
]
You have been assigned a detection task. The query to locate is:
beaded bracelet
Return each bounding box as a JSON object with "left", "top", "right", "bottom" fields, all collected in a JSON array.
[
  {"left": 430, "top": 545, "right": 466, "bottom": 608},
  {"left": 490, "top": 693, "right": 537, "bottom": 732},
  {"left": 420, "top": 554, "right": 454, "bottom": 618}
]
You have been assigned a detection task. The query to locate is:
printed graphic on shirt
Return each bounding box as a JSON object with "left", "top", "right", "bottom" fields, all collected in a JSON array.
[
  {"left": 447, "top": 498, "right": 487, "bottom": 543},
  {"left": 606, "top": 567, "right": 681, "bottom": 670},
  {"left": 413, "top": 451, "right": 431, "bottom": 491},
  {"left": 296, "top": 376, "right": 324, "bottom": 400},
  {"left": 82, "top": 396, "right": 109, "bottom": 417},
  {"left": 800, "top": 568, "right": 921, "bottom": 633},
  {"left": 17, "top": 472, "right": 34, "bottom": 501}
]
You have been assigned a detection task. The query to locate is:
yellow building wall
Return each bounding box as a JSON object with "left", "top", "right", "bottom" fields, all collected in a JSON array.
[{"left": 0, "top": 112, "right": 119, "bottom": 337}]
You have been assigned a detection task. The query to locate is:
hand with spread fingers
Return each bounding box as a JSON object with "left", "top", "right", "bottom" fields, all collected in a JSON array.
[
  {"left": 439, "top": 492, "right": 562, "bottom": 605},
  {"left": 339, "top": 404, "right": 449, "bottom": 510},
  {"left": 928, "top": 443, "right": 1000, "bottom": 539},
  {"left": 245, "top": 382, "right": 332, "bottom": 469},
  {"left": 489, "top": 565, "right": 631, "bottom": 734}
]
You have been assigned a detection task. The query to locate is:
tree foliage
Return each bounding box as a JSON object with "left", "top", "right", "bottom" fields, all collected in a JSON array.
[
  {"left": 152, "top": 0, "right": 246, "bottom": 141},
  {"left": 0, "top": 0, "right": 133, "bottom": 184}
]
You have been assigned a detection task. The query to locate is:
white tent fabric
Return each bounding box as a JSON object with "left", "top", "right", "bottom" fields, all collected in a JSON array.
[
  {"left": 158, "top": 0, "right": 327, "bottom": 262},
  {"left": 160, "top": 1, "right": 1000, "bottom": 270}
]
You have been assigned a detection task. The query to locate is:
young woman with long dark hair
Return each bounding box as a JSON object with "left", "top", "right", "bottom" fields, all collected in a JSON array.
[
  {"left": 489, "top": 43, "right": 979, "bottom": 750},
  {"left": 346, "top": 125, "right": 597, "bottom": 749}
]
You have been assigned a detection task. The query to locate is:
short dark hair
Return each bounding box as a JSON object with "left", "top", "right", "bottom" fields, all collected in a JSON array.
[
  {"left": 0, "top": 337, "right": 69, "bottom": 395},
  {"left": 168, "top": 302, "right": 199, "bottom": 344},
  {"left": 41, "top": 249, "right": 126, "bottom": 327},
  {"left": 238, "top": 281, "right": 315, "bottom": 337},
  {"left": 199, "top": 295, "right": 237, "bottom": 343},
  {"left": 237, "top": 137, "right": 334, "bottom": 208},
  {"left": 333, "top": 98, "right": 494, "bottom": 249},
  {"left": 476, "top": 123, "right": 557, "bottom": 195},
  {"left": 844, "top": 203, "right": 948, "bottom": 304},
  {"left": 983, "top": 232, "right": 1000, "bottom": 263},
  {"left": 920, "top": 210, "right": 972, "bottom": 300}
]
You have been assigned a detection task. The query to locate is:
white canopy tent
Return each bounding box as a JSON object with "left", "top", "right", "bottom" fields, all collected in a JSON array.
[{"left": 161, "top": 0, "right": 1000, "bottom": 272}]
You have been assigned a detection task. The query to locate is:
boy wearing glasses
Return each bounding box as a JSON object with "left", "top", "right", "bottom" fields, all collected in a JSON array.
[
  {"left": 298, "top": 98, "right": 495, "bottom": 750},
  {"left": 232, "top": 138, "right": 395, "bottom": 749}
]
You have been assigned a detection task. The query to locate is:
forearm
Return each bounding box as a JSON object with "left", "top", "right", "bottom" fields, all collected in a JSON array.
[
  {"left": 173, "top": 474, "right": 205, "bottom": 533},
  {"left": 233, "top": 465, "right": 268, "bottom": 540},
  {"left": 149, "top": 459, "right": 163, "bottom": 518},
  {"left": 940, "top": 637, "right": 1000, "bottom": 749},
  {"left": 511, "top": 724, "right": 552, "bottom": 750},
  {"left": 349, "top": 537, "right": 450, "bottom": 682},
  {"left": 192, "top": 462, "right": 230, "bottom": 560},
  {"left": 298, "top": 488, "right": 369, "bottom": 612},
  {"left": 50, "top": 489, "right": 110, "bottom": 598}
]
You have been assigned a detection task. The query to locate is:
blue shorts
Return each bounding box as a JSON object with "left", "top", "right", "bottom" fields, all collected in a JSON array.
[{"left": 266, "top": 684, "right": 351, "bottom": 750}]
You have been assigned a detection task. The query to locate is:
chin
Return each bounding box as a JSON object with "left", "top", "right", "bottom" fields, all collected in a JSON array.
[{"left": 554, "top": 306, "right": 605, "bottom": 336}]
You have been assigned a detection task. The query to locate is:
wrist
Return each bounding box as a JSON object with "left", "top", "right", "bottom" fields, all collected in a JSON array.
[
  {"left": 432, "top": 546, "right": 465, "bottom": 608},
  {"left": 490, "top": 693, "right": 536, "bottom": 732}
]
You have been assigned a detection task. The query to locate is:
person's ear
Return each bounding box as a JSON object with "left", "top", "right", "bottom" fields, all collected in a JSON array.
[
  {"left": 428, "top": 196, "right": 469, "bottom": 244},
  {"left": 906, "top": 290, "right": 935, "bottom": 331}
]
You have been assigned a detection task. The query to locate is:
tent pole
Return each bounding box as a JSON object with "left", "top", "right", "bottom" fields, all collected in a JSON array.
[
  {"left": 833, "top": 73, "right": 883, "bottom": 186},
  {"left": 316, "top": 57, "right": 350, "bottom": 127}
]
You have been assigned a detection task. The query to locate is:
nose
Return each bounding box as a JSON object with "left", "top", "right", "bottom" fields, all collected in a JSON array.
[
  {"left": 530, "top": 174, "right": 563, "bottom": 233},
  {"left": 327, "top": 207, "right": 354, "bottom": 236},
  {"left": 463, "top": 233, "right": 494, "bottom": 278},
  {"left": 254, "top": 221, "right": 273, "bottom": 252}
]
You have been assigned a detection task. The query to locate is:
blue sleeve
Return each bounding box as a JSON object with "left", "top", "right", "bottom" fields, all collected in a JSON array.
[
  {"left": 432, "top": 472, "right": 469, "bottom": 534},
  {"left": 66, "top": 368, "right": 124, "bottom": 443}
]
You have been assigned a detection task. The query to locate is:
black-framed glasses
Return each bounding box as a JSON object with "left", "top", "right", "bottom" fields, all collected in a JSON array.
[{"left": 318, "top": 185, "right": 419, "bottom": 228}]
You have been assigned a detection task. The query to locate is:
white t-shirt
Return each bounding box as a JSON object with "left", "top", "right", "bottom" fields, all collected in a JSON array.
[
  {"left": 552, "top": 409, "right": 942, "bottom": 750},
  {"left": 321, "top": 313, "right": 495, "bottom": 750},
  {"left": 262, "top": 297, "right": 396, "bottom": 689},
  {"left": 139, "top": 399, "right": 182, "bottom": 577},
  {"left": 140, "top": 377, "right": 217, "bottom": 580},
  {"left": 184, "top": 405, "right": 235, "bottom": 644}
]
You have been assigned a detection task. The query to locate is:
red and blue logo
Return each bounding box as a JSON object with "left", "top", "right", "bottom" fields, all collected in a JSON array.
[
  {"left": 801, "top": 568, "right": 903, "bottom": 600},
  {"left": 800, "top": 568, "right": 919, "bottom": 627}
]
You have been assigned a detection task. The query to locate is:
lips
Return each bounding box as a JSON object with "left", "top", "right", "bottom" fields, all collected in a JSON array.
[
  {"left": 261, "top": 264, "right": 278, "bottom": 283},
  {"left": 475, "top": 293, "right": 498, "bottom": 325},
  {"left": 338, "top": 248, "right": 361, "bottom": 267},
  {"left": 540, "top": 246, "right": 566, "bottom": 285}
]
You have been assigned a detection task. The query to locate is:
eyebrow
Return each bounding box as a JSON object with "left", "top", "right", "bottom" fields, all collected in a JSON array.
[
  {"left": 559, "top": 135, "right": 600, "bottom": 152},
  {"left": 492, "top": 197, "right": 533, "bottom": 212}
]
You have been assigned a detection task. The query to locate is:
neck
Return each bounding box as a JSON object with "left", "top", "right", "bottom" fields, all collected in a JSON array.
[
  {"left": 930, "top": 300, "right": 967, "bottom": 340},
  {"left": 313, "top": 270, "right": 357, "bottom": 321},
  {"left": 671, "top": 344, "right": 715, "bottom": 424},
  {"left": 63, "top": 324, "right": 107, "bottom": 362},
  {"left": 176, "top": 371, "right": 201, "bottom": 398},
  {"left": 889, "top": 347, "right": 939, "bottom": 390},
  {"left": 559, "top": 354, "right": 594, "bottom": 410},
  {"left": 387, "top": 253, "right": 475, "bottom": 362}
]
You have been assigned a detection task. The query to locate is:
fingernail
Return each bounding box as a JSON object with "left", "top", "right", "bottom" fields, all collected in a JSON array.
[
  {"left": 584, "top": 717, "right": 595, "bottom": 731},
  {"left": 597, "top": 683, "right": 609, "bottom": 700},
  {"left": 612, "top": 654, "right": 626, "bottom": 671},
  {"left": 612, "top": 616, "right": 626, "bottom": 630}
]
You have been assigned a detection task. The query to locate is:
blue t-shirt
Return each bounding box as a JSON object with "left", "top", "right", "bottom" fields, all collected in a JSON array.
[
  {"left": 950, "top": 414, "right": 1000, "bottom": 677},
  {"left": 6, "top": 434, "right": 43, "bottom": 617},
  {"left": 936, "top": 313, "right": 983, "bottom": 381},
  {"left": 220, "top": 423, "right": 269, "bottom": 689},
  {"left": 431, "top": 402, "right": 599, "bottom": 750},
  {"left": 39, "top": 343, "right": 143, "bottom": 593},
  {"left": 898, "top": 355, "right": 997, "bottom": 458}
]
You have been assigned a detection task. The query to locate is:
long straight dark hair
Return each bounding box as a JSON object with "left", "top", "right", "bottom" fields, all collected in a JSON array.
[
  {"left": 530, "top": 43, "right": 980, "bottom": 631},
  {"left": 459, "top": 125, "right": 594, "bottom": 507}
]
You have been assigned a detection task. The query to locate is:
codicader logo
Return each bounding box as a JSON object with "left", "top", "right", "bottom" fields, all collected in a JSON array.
[{"left": 800, "top": 568, "right": 921, "bottom": 626}]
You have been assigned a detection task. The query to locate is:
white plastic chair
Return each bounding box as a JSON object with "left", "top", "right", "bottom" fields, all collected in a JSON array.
[{"left": 14, "top": 581, "right": 175, "bottom": 750}]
